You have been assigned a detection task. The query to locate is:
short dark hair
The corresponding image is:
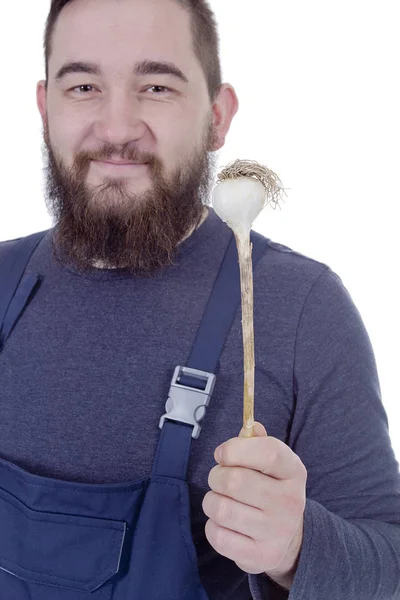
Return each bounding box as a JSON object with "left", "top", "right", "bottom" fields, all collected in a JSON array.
[{"left": 43, "top": 0, "right": 223, "bottom": 102}]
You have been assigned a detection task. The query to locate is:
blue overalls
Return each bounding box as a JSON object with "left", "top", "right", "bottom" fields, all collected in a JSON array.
[{"left": 0, "top": 227, "right": 267, "bottom": 599}]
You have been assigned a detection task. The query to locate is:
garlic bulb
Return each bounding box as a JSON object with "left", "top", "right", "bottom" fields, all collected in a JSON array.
[
  {"left": 212, "top": 178, "right": 265, "bottom": 238},
  {"left": 212, "top": 158, "right": 285, "bottom": 238}
]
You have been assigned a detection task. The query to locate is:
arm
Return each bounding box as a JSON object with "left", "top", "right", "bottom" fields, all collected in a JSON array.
[{"left": 249, "top": 267, "right": 400, "bottom": 599}]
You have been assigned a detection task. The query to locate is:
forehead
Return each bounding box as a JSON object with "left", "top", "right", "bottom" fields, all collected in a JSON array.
[{"left": 50, "top": 0, "right": 200, "bottom": 79}]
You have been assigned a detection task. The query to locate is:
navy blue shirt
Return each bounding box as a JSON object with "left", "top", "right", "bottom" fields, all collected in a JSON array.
[{"left": 1, "top": 208, "right": 399, "bottom": 598}]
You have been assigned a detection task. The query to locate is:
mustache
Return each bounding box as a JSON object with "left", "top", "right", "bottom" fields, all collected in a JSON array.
[
  {"left": 77, "top": 145, "right": 157, "bottom": 166},
  {"left": 71, "top": 147, "right": 162, "bottom": 179},
  {"left": 44, "top": 125, "right": 156, "bottom": 166}
]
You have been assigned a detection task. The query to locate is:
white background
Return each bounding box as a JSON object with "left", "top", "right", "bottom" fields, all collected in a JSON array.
[{"left": 0, "top": 1, "right": 399, "bottom": 460}]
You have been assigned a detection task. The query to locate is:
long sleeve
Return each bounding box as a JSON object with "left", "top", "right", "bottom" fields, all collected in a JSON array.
[{"left": 248, "top": 267, "right": 400, "bottom": 599}]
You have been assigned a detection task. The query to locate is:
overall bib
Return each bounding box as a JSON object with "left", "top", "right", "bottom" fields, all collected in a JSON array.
[{"left": 0, "top": 227, "right": 267, "bottom": 599}]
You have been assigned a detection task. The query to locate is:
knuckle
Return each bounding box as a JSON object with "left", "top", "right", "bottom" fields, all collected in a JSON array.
[
  {"left": 203, "top": 491, "right": 219, "bottom": 519},
  {"left": 225, "top": 467, "right": 245, "bottom": 495},
  {"left": 207, "top": 465, "right": 219, "bottom": 489},
  {"left": 215, "top": 526, "right": 228, "bottom": 554},
  {"left": 267, "top": 445, "right": 279, "bottom": 468},
  {"left": 217, "top": 497, "right": 233, "bottom": 524},
  {"left": 271, "top": 445, "right": 280, "bottom": 462},
  {"left": 206, "top": 519, "right": 227, "bottom": 555},
  {"left": 202, "top": 492, "right": 211, "bottom": 516},
  {"left": 219, "top": 442, "right": 230, "bottom": 463}
]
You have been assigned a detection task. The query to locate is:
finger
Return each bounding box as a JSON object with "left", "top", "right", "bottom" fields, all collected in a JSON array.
[
  {"left": 202, "top": 490, "right": 267, "bottom": 540},
  {"left": 239, "top": 421, "right": 268, "bottom": 438},
  {"left": 216, "top": 436, "right": 301, "bottom": 480},
  {"left": 204, "top": 518, "right": 261, "bottom": 570},
  {"left": 208, "top": 464, "right": 280, "bottom": 510}
]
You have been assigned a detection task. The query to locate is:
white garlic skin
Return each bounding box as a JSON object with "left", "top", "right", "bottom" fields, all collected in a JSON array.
[{"left": 212, "top": 178, "right": 265, "bottom": 237}]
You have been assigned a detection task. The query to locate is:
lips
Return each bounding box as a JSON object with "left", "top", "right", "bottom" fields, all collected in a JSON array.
[{"left": 98, "top": 160, "right": 147, "bottom": 165}]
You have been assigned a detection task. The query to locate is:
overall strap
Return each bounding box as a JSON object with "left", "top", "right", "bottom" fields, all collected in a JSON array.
[
  {"left": 0, "top": 230, "right": 48, "bottom": 352},
  {"left": 153, "top": 229, "right": 269, "bottom": 479},
  {"left": 0, "top": 226, "right": 270, "bottom": 481}
]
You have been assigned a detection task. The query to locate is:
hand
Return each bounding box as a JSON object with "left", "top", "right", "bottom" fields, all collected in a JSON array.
[{"left": 202, "top": 422, "right": 307, "bottom": 577}]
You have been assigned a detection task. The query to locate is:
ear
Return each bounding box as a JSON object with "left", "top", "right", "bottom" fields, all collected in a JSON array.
[
  {"left": 209, "top": 83, "right": 239, "bottom": 151},
  {"left": 36, "top": 80, "right": 49, "bottom": 143}
]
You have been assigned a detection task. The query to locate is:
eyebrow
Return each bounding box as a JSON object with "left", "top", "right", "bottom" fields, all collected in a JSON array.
[{"left": 54, "top": 59, "right": 189, "bottom": 84}]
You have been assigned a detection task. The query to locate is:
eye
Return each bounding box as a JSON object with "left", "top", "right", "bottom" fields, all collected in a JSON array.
[
  {"left": 145, "top": 85, "right": 171, "bottom": 94},
  {"left": 68, "top": 84, "right": 172, "bottom": 95},
  {"left": 70, "top": 85, "right": 96, "bottom": 94}
]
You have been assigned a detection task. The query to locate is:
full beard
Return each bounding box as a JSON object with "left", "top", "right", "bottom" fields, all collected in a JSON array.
[{"left": 42, "top": 120, "right": 218, "bottom": 277}]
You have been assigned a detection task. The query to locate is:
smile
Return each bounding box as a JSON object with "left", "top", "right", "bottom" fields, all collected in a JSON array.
[
  {"left": 94, "top": 160, "right": 148, "bottom": 167},
  {"left": 92, "top": 160, "right": 149, "bottom": 174}
]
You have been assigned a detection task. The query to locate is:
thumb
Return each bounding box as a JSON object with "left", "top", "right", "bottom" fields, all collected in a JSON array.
[{"left": 239, "top": 421, "right": 268, "bottom": 438}]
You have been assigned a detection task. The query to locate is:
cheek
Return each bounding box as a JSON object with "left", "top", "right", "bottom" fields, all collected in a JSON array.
[
  {"left": 48, "top": 113, "right": 89, "bottom": 160},
  {"left": 50, "top": 122, "right": 77, "bottom": 155},
  {"left": 45, "top": 127, "right": 83, "bottom": 175},
  {"left": 47, "top": 96, "right": 89, "bottom": 152},
  {"left": 159, "top": 115, "right": 205, "bottom": 170}
]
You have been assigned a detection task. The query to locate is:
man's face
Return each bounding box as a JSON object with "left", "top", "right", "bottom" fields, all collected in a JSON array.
[{"left": 37, "top": 0, "right": 232, "bottom": 275}]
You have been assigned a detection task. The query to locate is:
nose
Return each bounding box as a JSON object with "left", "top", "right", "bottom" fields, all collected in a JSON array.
[{"left": 93, "top": 91, "right": 148, "bottom": 147}]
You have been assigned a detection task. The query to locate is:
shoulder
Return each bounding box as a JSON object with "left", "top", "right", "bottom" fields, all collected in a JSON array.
[
  {"left": 0, "top": 230, "right": 49, "bottom": 251},
  {"left": 254, "top": 232, "right": 334, "bottom": 295},
  {"left": 259, "top": 238, "right": 364, "bottom": 342},
  {"left": 0, "top": 233, "right": 27, "bottom": 256},
  {"left": 0, "top": 230, "right": 51, "bottom": 265}
]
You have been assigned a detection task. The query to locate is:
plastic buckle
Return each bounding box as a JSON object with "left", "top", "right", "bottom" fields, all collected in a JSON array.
[{"left": 159, "top": 366, "right": 216, "bottom": 439}]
